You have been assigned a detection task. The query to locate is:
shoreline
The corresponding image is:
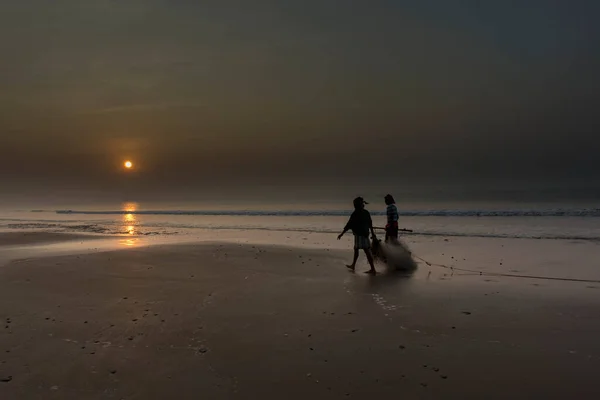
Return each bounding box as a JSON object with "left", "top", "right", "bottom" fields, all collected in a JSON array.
[
  {"left": 2, "top": 231, "right": 599, "bottom": 283},
  {"left": 0, "top": 232, "right": 103, "bottom": 247}
]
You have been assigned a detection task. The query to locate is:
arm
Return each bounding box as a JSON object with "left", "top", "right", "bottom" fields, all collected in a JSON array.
[
  {"left": 338, "top": 214, "right": 353, "bottom": 239},
  {"left": 367, "top": 212, "right": 376, "bottom": 238}
]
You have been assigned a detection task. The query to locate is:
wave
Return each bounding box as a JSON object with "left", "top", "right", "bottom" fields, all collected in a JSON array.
[
  {"left": 4, "top": 222, "right": 175, "bottom": 236},
  {"left": 6, "top": 221, "right": 600, "bottom": 241},
  {"left": 54, "top": 208, "right": 600, "bottom": 217}
]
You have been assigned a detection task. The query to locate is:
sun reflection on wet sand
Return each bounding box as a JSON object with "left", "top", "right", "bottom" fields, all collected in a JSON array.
[
  {"left": 122, "top": 202, "right": 139, "bottom": 236},
  {"left": 120, "top": 238, "right": 138, "bottom": 247}
]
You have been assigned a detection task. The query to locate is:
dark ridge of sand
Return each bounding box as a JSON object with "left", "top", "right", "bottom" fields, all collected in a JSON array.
[
  {"left": 0, "top": 232, "right": 100, "bottom": 247},
  {"left": 0, "top": 242, "right": 599, "bottom": 399}
]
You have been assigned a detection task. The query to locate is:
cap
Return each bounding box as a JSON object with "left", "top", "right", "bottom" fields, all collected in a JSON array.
[{"left": 354, "top": 196, "right": 368, "bottom": 206}]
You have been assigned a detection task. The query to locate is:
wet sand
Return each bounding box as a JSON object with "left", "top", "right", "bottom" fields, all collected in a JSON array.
[
  {"left": 0, "top": 232, "right": 97, "bottom": 247},
  {"left": 1, "top": 233, "right": 599, "bottom": 399}
]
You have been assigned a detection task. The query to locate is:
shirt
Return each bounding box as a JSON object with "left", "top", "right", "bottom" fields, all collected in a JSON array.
[
  {"left": 343, "top": 209, "right": 373, "bottom": 237},
  {"left": 386, "top": 204, "right": 399, "bottom": 224}
]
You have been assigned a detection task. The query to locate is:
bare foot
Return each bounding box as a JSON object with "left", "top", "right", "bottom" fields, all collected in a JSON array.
[
  {"left": 346, "top": 265, "right": 356, "bottom": 271},
  {"left": 364, "top": 270, "right": 377, "bottom": 275}
]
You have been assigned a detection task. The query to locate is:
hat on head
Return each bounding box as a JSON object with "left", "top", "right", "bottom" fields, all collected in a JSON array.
[{"left": 353, "top": 197, "right": 368, "bottom": 208}]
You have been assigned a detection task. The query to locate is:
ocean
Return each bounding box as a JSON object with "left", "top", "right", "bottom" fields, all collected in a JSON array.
[{"left": 1, "top": 200, "right": 599, "bottom": 242}]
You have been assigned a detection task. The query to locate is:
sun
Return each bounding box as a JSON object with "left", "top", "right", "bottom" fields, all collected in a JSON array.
[{"left": 124, "top": 160, "right": 133, "bottom": 169}]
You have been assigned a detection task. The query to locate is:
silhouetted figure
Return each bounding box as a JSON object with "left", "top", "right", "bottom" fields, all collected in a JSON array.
[
  {"left": 384, "top": 194, "right": 399, "bottom": 243},
  {"left": 338, "top": 197, "right": 377, "bottom": 274}
]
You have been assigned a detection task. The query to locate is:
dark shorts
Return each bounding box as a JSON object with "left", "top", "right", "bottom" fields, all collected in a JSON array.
[
  {"left": 354, "top": 235, "right": 370, "bottom": 250},
  {"left": 385, "top": 222, "right": 399, "bottom": 240}
]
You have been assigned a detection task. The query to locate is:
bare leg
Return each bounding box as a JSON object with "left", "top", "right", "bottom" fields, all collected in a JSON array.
[
  {"left": 364, "top": 249, "right": 376, "bottom": 274},
  {"left": 346, "top": 249, "right": 359, "bottom": 270}
]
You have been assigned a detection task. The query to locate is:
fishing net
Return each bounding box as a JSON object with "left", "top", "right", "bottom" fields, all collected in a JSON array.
[{"left": 371, "top": 237, "right": 417, "bottom": 271}]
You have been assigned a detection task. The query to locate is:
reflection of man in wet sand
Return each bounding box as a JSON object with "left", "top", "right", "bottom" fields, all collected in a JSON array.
[{"left": 338, "top": 197, "right": 378, "bottom": 274}]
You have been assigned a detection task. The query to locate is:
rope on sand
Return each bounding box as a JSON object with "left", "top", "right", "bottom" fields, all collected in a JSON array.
[
  {"left": 372, "top": 226, "right": 600, "bottom": 284},
  {"left": 411, "top": 254, "right": 600, "bottom": 285}
]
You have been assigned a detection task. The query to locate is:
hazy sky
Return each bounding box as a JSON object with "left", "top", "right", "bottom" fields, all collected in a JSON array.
[{"left": 1, "top": 1, "right": 599, "bottom": 198}]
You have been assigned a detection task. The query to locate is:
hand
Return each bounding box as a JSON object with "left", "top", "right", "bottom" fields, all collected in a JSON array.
[{"left": 337, "top": 233, "right": 344, "bottom": 240}]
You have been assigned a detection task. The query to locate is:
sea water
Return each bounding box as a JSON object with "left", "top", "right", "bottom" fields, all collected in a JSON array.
[{"left": 1, "top": 200, "right": 599, "bottom": 241}]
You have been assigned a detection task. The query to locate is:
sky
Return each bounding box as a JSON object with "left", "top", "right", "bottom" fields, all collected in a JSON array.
[{"left": 1, "top": 1, "right": 599, "bottom": 202}]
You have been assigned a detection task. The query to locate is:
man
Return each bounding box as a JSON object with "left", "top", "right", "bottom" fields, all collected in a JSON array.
[
  {"left": 384, "top": 194, "right": 399, "bottom": 243},
  {"left": 338, "top": 197, "right": 377, "bottom": 274}
]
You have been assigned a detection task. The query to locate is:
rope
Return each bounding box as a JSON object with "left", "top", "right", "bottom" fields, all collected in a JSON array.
[
  {"left": 372, "top": 226, "right": 600, "bottom": 284},
  {"left": 410, "top": 254, "right": 600, "bottom": 284}
]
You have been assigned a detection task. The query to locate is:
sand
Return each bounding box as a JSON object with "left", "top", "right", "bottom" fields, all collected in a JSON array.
[
  {"left": 0, "top": 232, "right": 97, "bottom": 247},
  {"left": 1, "top": 232, "right": 599, "bottom": 399}
]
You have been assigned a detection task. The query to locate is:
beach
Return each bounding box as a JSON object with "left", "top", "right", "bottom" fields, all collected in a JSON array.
[
  {"left": 1, "top": 232, "right": 599, "bottom": 399},
  {"left": 2, "top": 0, "right": 599, "bottom": 397}
]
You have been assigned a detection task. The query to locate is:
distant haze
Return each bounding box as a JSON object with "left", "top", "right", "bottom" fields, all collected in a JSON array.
[{"left": 1, "top": 1, "right": 599, "bottom": 203}]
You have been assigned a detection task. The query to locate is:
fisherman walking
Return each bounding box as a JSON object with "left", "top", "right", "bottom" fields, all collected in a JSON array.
[{"left": 338, "top": 197, "right": 378, "bottom": 274}]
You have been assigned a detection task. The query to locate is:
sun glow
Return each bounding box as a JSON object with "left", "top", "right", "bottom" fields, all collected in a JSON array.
[
  {"left": 124, "top": 160, "right": 133, "bottom": 169},
  {"left": 122, "top": 202, "right": 138, "bottom": 236}
]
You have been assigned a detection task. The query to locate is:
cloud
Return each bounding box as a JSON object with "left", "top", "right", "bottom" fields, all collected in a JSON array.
[
  {"left": 0, "top": 0, "right": 599, "bottom": 191},
  {"left": 85, "top": 102, "right": 208, "bottom": 115}
]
